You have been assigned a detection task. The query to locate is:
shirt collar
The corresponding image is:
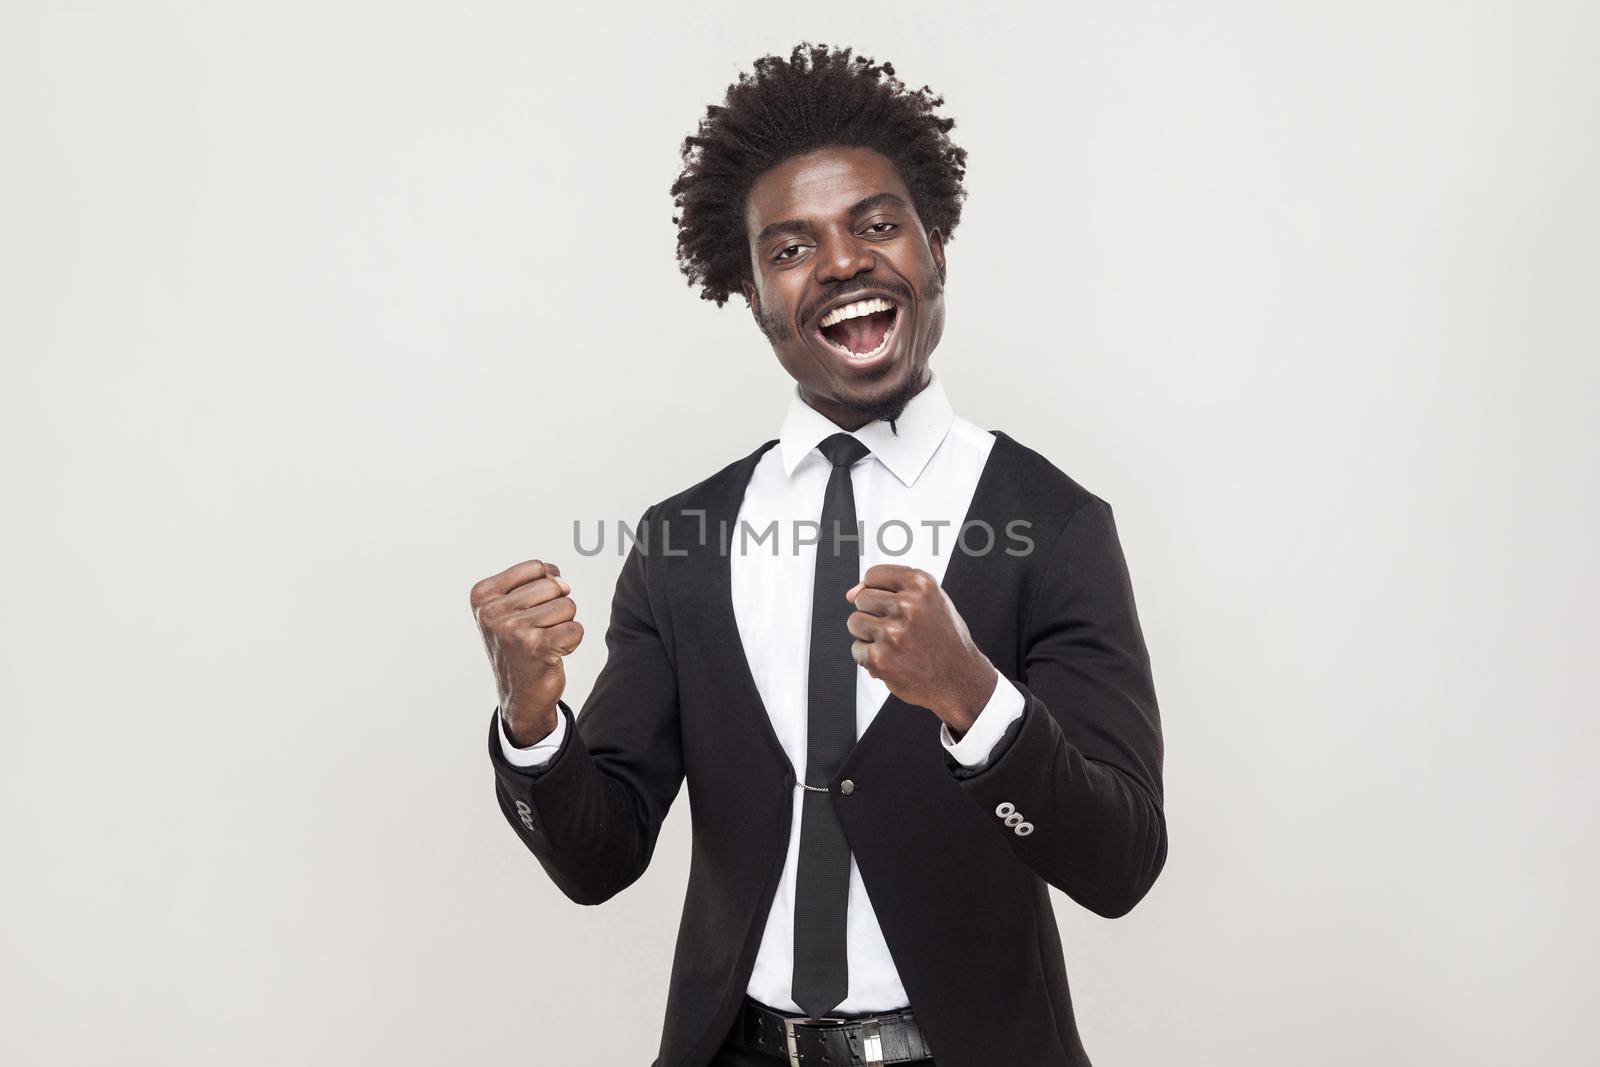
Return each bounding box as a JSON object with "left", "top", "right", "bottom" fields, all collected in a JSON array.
[{"left": 776, "top": 370, "right": 956, "bottom": 488}]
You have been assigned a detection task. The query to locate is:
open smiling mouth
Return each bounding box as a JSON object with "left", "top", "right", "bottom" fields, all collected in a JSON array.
[{"left": 814, "top": 297, "right": 900, "bottom": 363}]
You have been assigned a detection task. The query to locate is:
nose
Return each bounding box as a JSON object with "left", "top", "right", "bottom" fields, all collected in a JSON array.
[{"left": 814, "top": 227, "right": 875, "bottom": 285}]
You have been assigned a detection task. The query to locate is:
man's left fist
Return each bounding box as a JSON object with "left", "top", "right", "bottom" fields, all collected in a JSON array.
[{"left": 845, "top": 563, "right": 999, "bottom": 736}]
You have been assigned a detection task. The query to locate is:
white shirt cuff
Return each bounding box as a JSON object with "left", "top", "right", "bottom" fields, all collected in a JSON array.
[
  {"left": 939, "top": 671, "right": 1025, "bottom": 770},
  {"left": 497, "top": 704, "right": 567, "bottom": 768}
]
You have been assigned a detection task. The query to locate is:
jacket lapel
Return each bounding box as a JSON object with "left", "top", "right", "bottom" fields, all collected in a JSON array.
[{"left": 681, "top": 437, "right": 797, "bottom": 778}]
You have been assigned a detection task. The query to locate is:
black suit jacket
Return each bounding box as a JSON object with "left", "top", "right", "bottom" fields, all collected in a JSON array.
[{"left": 486, "top": 430, "right": 1167, "bottom": 1067}]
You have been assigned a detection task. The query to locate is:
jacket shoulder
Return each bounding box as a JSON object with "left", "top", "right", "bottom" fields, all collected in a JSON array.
[
  {"left": 636, "top": 437, "right": 780, "bottom": 523},
  {"left": 986, "top": 429, "right": 1107, "bottom": 532}
]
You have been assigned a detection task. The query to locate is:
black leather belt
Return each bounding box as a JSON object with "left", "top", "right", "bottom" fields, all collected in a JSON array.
[{"left": 733, "top": 995, "right": 933, "bottom": 1065}]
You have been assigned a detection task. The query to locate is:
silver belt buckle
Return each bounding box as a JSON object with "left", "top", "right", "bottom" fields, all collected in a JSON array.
[
  {"left": 783, "top": 1017, "right": 800, "bottom": 1067},
  {"left": 862, "top": 1017, "right": 885, "bottom": 1066}
]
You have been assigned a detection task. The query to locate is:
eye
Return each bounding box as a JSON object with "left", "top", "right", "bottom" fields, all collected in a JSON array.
[
  {"left": 773, "top": 243, "right": 807, "bottom": 262},
  {"left": 865, "top": 221, "right": 897, "bottom": 235}
]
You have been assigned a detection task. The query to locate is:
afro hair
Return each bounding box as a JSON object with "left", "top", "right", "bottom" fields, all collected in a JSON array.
[{"left": 670, "top": 42, "right": 969, "bottom": 308}]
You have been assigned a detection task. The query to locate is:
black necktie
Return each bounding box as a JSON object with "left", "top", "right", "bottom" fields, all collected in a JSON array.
[{"left": 792, "top": 431, "right": 871, "bottom": 1019}]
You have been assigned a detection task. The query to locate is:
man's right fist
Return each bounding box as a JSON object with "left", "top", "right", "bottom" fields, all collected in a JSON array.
[{"left": 470, "top": 559, "right": 584, "bottom": 746}]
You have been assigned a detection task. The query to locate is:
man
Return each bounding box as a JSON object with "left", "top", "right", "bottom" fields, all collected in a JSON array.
[{"left": 472, "top": 43, "right": 1167, "bottom": 1067}]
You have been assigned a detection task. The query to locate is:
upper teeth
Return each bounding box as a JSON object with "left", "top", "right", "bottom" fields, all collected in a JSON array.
[{"left": 820, "top": 297, "right": 894, "bottom": 329}]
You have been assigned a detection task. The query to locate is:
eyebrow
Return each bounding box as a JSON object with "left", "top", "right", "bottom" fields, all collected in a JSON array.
[{"left": 753, "top": 192, "right": 912, "bottom": 247}]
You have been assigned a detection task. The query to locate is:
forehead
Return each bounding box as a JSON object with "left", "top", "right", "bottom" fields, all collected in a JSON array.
[{"left": 744, "top": 145, "right": 913, "bottom": 235}]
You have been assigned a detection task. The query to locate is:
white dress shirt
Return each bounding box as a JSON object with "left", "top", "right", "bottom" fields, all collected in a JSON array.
[{"left": 498, "top": 371, "right": 1026, "bottom": 1013}]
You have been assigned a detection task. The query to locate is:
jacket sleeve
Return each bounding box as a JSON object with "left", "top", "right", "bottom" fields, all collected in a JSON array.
[
  {"left": 486, "top": 505, "right": 684, "bottom": 906},
  {"left": 943, "top": 497, "right": 1168, "bottom": 918}
]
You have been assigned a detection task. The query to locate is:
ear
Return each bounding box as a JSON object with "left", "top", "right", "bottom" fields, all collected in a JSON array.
[
  {"left": 928, "top": 228, "right": 947, "bottom": 284},
  {"left": 741, "top": 279, "right": 763, "bottom": 327}
]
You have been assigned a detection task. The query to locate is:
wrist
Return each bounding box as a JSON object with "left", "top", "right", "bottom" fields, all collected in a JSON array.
[
  {"left": 939, "top": 658, "right": 998, "bottom": 736},
  {"left": 503, "top": 702, "right": 560, "bottom": 747}
]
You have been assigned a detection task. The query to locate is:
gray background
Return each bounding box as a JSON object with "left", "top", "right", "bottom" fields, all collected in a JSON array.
[{"left": 3, "top": 2, "right": 1596, "bottom": 1064}]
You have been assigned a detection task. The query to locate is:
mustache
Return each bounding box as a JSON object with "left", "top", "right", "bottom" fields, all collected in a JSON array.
[{"left": 800, "top": 278, "right": 915, "bottom": 329}]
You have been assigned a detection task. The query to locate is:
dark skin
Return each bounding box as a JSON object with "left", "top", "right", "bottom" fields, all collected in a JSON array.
[
  {"left": 475, "top": 145, "right": 996, "bottom": 745},
  {"left": 739, "top": 145, "right": 946, "bottom": 432}
]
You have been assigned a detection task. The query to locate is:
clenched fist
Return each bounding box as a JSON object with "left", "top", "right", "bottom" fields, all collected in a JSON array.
[
  {"left": 845, "top": 564, "right": 999, "bottom": 737},
  {"left": 470, "top": 559, "right": 584, "bottom": 746}
]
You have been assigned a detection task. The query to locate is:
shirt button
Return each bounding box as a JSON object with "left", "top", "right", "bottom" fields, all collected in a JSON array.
[{"left": 839, "top": 779, "right": 856, "bottom": 796}]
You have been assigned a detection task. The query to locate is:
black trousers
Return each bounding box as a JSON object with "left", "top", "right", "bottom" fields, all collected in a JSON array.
[{"left": 707, "top": 1008, "right": 939, "bottom": 1066}]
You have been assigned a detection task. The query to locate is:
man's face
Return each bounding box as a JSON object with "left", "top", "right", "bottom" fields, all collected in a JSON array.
[{"left": 740, "top": 145, "right": 947, "bottom": 429}]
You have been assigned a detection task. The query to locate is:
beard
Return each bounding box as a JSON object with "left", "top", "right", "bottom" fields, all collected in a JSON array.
[
  {"left": 827, "top": 366, "right": 927, "bottom": 435},
  {"left": 756, "top": 301, "right": 795, "bottom": 344}
]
